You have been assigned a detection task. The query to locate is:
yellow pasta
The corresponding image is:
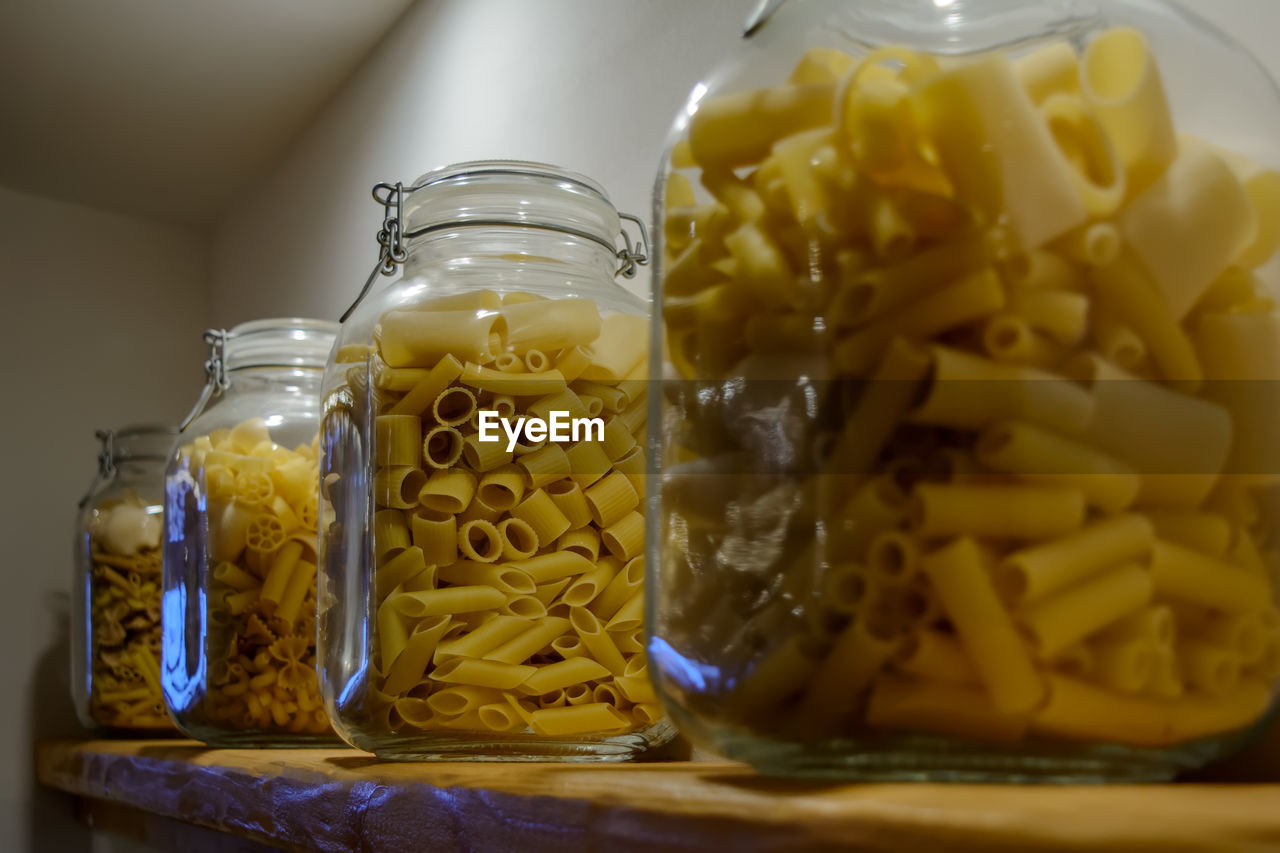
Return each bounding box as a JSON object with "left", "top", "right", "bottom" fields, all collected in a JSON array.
[
  {"left": 418, "top": 469, "right": 477, "bottom": 514},
  {"left": 1017, "top": 563, "right": 1152, "bottom": 657},
  {"left": 912, "top": 483, "right": 1085, "bottom": 541},
  {"left": 409, "top": 507, "right": 457, "bottom": 568},
  {"left": 922, "top": 538, "right": 1044, "bottom": 714}
]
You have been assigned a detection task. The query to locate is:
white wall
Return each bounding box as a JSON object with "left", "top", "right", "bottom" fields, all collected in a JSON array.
[
  {"left": 209, "top": 0, "right": 757, "bottom": 324},
  {"left": 0, "top": 187, "right": 208, "bottom": 852}
]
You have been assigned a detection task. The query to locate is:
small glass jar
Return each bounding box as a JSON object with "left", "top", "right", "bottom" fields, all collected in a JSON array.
[
  {"left": 651, "top": 0, "right": 1280, "bottom": 780},
  {"left": 319, "top": 161, "right": 672, "bottom": 760},
  {"left": 73, "top": 425, "right": 179, "bottom": 733},
  {"left": 163, "top": 319, "right": 340, "bottom": 746}
]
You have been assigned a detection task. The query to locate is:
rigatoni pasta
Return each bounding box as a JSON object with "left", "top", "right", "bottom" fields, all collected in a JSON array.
[
  {"left": 656, "top": 28, "right": 1280, "bottom": 757},
  {"left": 325, "top": 289, "right": 658, "bottom": 743}
]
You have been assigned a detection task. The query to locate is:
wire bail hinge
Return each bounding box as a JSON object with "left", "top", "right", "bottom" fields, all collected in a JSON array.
[
  {"left": 179, "top": 329, "right": 229, "bottom": 431},
  {"left": 616, "top": 213, "right": 650, "bottom": 279},
  {"left": 340, "top": 181, "right": 407, "bottom": 323}
]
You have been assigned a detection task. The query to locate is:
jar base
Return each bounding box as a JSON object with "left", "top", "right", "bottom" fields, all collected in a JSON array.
[
  {"left": 347, "top": 722, "right": 676, "bottom": 762},
  {"left": 175, "top": 728, "right": 342, "bottom": 749},
  {"left": 711, "top": 730, "right": 1241, "bottom": 783}
]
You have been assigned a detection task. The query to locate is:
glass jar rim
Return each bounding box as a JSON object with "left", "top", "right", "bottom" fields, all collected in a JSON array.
[
  {"left": 399, "top": 159, "right": 623, "bottom": 253},
  {"left": 224, "top": 317, "right": 339, "bottom": 371}
]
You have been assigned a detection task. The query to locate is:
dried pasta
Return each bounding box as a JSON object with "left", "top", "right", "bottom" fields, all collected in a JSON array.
[
  {"left": 326, "top": 291, "right": 657, "bottom": 741},
  {"left": 174, "top": 417, "right": 330, "bottom": 735},
  {"left": 658, "top": 30, "right": 1280, "bottom": 752},
  {"left": 85, "top": 493, "right": 173, "bottom": 730}
]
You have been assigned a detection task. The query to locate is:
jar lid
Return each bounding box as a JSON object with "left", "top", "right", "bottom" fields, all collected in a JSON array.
[
  {"left": 79, "top": 424, "right": 177, "bottom": 506},
  {"left": 340, "top": 161, "right": 649, "bottom": 322},
  {"left": 402, "top": 160, "right": 621, "bottom": 251},
  {"left": 223, "top": 317, "right": 340, "bottom": 371}
]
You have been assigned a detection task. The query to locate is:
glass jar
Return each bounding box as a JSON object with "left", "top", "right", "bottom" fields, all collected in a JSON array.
[
  {"left": 73, "top": 425, "right": 179, "bottom": 733},
  {"left": 163, "top": 319, "right": 340, "bottom": 746},
  {"left": 319, "top": 161, "right": 672, "bottom": 760},
  {"left": 651, "top": 0, "right": 1280, "bottom": 780}
]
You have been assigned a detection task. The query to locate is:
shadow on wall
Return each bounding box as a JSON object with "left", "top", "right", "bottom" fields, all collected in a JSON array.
[{"left": 25, "top": 590, "right": 91, "bottom": 852}]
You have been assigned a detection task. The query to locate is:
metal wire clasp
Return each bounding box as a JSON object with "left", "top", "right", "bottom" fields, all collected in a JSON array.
[
  {"left": 340, "top": 181, "right": 407, "bottom": 323},
  {"left": 78, "top": 429, "right": 117, "bottom": 509},
  {"left": 616, "top": 213, "right": 650, "bottom": 279},
  {"left": 179, "top": 329, "right": 229, "bottom": 431}
]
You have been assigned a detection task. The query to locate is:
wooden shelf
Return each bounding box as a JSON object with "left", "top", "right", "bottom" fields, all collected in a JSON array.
[{"left": 37, "top": 739, "right": 1280, "bottom": 851}]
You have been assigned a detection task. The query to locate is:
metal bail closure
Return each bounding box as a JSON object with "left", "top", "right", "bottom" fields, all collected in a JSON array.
[
  {"left": 179, "top": 329, "right": 230, "bottom": 431},
  {"left": 616, "top": 213, "right": 651, "bottom": 279},
  {"left": 340, "top": 181, "right": 407, "bottom": 323},
  {"left": 78, "top": 429, "right": 117, "bottom": 509}
]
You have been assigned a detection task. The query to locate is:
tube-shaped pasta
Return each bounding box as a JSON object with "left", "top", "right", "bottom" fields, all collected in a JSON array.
[
  {"left": 1092, "top": 636, "right": 1157, "bottom": 694},
  {"left": 866, "top": 674, "right": 1028, "bottom": 742},
  {"left": 418, "top": 469, "right": 477, "bottom": 514},
  {"left": 997, "top": 513, "right": 1153, "bottom": 603},
  {"left": 556, "top": 526, "right": 600, "bottom": 562},
  {"left": 375, "top": 415, "right": 424, "bottom": 467},
  {"left": 409, "top": 507, "right": 457, "bottom": 568},
  {"left": 893, "top": 629, "right": 978, "bottom": 684},
  {"left": 583, "top": 472, "right": 640, "bottom": 528},
  {"left": 569, "top": 607, "right": 626, "bottom": 675},
  {"left": 796, "top": 619, "right": 899, "bottom": 726},
  {"left": 834, "top": 267, "right": 1007, "bottom": 374},
  {"left": 516, "top": 444, "right": 572, "bottom": 490},
  {"left": 1040, "top": 94, "right": 1126, "bottom": 218},
  {"left": 508, "top": 551, "right": 593, "bottom": 585},
  {"left": 275, "top": 559, "right": 316, "bottom": 627},
  {"left": 509, "top": 489, "right": 572, "bottom": 547},
  {"left": 422, "top": 425, "right": 465, "bottom": 469},
  {"left": 476, "top": 464, "right": 526, "bottom": 511},
  {"left": 500, "top": 298, "right": 602, "bottom": 354},
  {"left": 528, "top": 702, "right": 630, "bottom": 736},
  {"left": 497, "top": 517, "right": 539, "bottom": 561},
  {"left": 387, "top": 585, "right": 508, "bottom": 618},
  {"left": 434, "top": 616, "right": 532, "bottom": 662},
  {"left": 460, "top": 363, "right": 567, "bottom": 396},
  {"left": 1122, "top": 145, "right": 1253, "bottom": 320},
  {"left": 564, "top": 440, "right": 613, "bottom": 489},
  {"left": 910, "top": 345, "right": 1094, "bottom": 435},
  {"left": 379, "top": 309, "right": 503, "bottom": 368},
  {"left": 917, "top": 53, "right": 1086, "bottom": 249},
  {"left": 374, "top": 509, "right": 412, "bottom": 564},
  {"left": 382, "top": 616, "right": 452, "bottom": 696},
  {"left": 454, "top": 519, "right": 503, "bottom": 564},
  {"left": 1017, "top": 563, "right": 1152, "bottom": 657},
  {"left": 259, "top": 541, "right": 303, "bottom": 610},
  {"left": 1150, "top": 540, "right": 1270, "bottom": 613},
  {"left": 522, "top": 658, "right": 611, "bottom": 695},
  {"left": 589, "top": 556, "right": 643, "bottom": 621},
  {"left": 1080, "top": 27, "right": 1176, "bottom": 195},
  {"left": 976, "top": 421, "right": 1140, "bottom": 514},
  {"left": 1013, "top": 40, "right": 1079, "bottom": 103},
  {"left": 435, "top": 562, "right": 534, "bottom": 597},
  {"left": 866, "top": 530, "right": 920, "bottom": 583},
  {"left": 461, "top": 432, "right": 513, "bottom": 473},
  {"left": 912, "top": 483, "right": 1084, "bottom": 540},
  {"left": 601, "top": 511, "right": 645, "bottom": 561},
  {"left": 431, "top": 658, "right": 535, "bottom": 690},
  {"left": 375, "top": 546, "right": 431, "bottom": 602},
  {"left": 921, "top": 538, "right": 1044, "bottom": 714},
  {"left": 485, "top": 616, "right": 572, "bottom": 666},
  {"left": 375, "top": 467, "right": 428, "bottom": 510}
]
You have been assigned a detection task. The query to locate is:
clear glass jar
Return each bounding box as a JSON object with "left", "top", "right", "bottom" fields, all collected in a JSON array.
[
  {"left": 319, "top": 161, "right": 672, "bottom": 760},
  {"left": 652, "top": 0, "right": 1280, "bottom": 780},
  {"left": 163, "top": 319, "right": 340, "bottom": 746},
  {"left": 73, "top": 425, "right": 179, "bottom": 733}
]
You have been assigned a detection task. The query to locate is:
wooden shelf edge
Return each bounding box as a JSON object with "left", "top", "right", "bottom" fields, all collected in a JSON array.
[{"left": 36, "top": 739, "right": 1280, "bottom": 852}]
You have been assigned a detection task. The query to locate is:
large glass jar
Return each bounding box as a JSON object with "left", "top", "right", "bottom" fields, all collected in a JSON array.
[
  {"left": 163, "top": 319, "right": 340, "bottom": 746},
  {"left": 73, "top": 425, "right": 179, "bottom": 733},
  {"left": 651, "top": 0, "right": 1280, "bottom": 780},
  {"left": 319, "top": 161, "right": 672, "bottom": 760}
]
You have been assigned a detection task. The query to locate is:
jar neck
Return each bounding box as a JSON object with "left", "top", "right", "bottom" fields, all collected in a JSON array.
[
  {"left": 402, "top": 227, "right": 619, "bottom": 284},
  {"left": 113, "top": 458, "right": 169, "bottom": 482},
  {"left": 224, "top": 365, "right": 324, "bottom": 394},
  {"left": 772, "top": 0, "right": 1098, "bottom": 53}
]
